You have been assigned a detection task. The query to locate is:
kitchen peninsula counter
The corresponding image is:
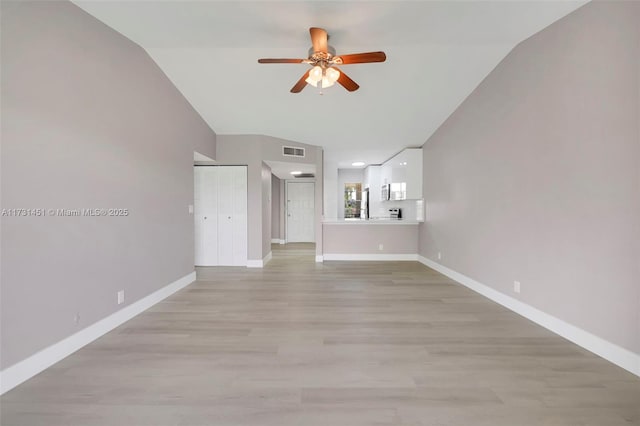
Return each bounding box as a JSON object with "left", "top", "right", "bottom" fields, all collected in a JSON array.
[
  {"left": 323, "top": 219, "right": 422, "bottom": 225},
  {"left": 321, "top": 220, "right": 420, "bottom": 260}
]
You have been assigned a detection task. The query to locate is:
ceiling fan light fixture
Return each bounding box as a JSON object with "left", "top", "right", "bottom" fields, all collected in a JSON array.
[
  {"left": 306, "top": 66, "right": 340, "bottom": 89},
  {"left": 326, "top": 67, "right": 340, "bottom": 83},
  {"left": 308, "top": 66, "right": 323, "bottom": 83},
  {"left": 320, "top": 76, "right": 335, "bottom": 88}
]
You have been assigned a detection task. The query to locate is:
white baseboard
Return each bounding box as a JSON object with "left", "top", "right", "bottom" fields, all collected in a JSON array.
[
  {"left": 246, "top": 251, "right": 272, "bottom": 268},
  {"left": 0, "top": 271, "right": 197, "bottom": 395},
  {"left": 323, "top": 253, "right": 418, "bottom": 261},
  {"left": 417, "top": 256, "right": 640, "bottom": 378},
  {"left": 315, "top": 255, "right": 324, "bottom": 263},
  {"left": 270, "top": 238, "right": 285, "bottom": 244}
]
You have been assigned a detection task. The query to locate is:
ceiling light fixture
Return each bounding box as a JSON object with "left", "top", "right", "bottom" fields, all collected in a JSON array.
[
  {"left": 351, "top": 162, "right": 365, "bottom": 167},
  {"left": 305, "top": 65, "right": 341, "bottom": 89},
  {"left": 290, "top": 171, "right": 303, "bottom": 175}
]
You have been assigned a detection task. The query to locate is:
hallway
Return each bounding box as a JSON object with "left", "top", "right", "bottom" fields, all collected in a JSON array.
[{"left": 270, "top": 242, "right": 315, "bottom": 260}]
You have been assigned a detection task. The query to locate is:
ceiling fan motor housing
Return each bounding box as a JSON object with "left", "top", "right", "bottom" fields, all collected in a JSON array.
[{"left": 308, "top": 46, "right": 336, "bottom": 66}]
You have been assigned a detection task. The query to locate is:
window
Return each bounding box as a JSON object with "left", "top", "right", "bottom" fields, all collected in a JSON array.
[{"left": 344, "top": 183, "right": 362, "bottom": 218}]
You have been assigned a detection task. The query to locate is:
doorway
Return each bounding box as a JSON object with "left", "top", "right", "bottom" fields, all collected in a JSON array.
[{"left": 286, "top": 181, "right": 315, "bottom": 242}]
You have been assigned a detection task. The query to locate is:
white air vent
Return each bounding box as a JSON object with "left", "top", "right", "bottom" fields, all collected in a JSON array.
[{"left": 283, "top": 146, "right": 305, "bottom": 158}]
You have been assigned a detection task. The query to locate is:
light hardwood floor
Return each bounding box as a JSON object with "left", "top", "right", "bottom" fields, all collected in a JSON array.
[{"left": 1, "top": 245, "right": 639, "bottom": 425}]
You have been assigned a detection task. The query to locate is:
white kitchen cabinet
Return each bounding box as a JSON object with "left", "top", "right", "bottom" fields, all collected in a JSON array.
[
  {"left": 384, "top": 148, "right": 422, "bottom": 200},
  {"left": 380, "top": 161, "right": 392, "bottom": 187},
  {"left": 194, "top": 166, "right": 247, "bottom": 266},
  {"left": 364, "top": 165, "right": 381, "bottom": 192}
]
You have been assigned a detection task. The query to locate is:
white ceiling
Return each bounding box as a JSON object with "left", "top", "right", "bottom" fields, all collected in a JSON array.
[{"left": 73, "top": 0, "right": 586, "bottom": 168}]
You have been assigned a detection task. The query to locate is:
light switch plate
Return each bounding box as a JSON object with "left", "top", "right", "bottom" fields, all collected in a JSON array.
[{"left": 513, "top": 281, "right": 521, "bottom": 294}]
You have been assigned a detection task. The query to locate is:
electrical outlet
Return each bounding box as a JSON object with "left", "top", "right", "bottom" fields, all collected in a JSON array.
[
  {"left": 513, "top": 281, "right": 521, "bottom": 294},
  {"left": 117, "top": 290, "right": 125, "bottom": 305},
  {"left": 188, "top": 204, "right": 194, "bottom": 214},
  {"left": 378, "top": 243, "right": 384, "bottom": 251},
  {"left": 74, "top": 313, "right": 80, "bottom": 325},
  {"left": 437, "top": 252, "right": 442, "bottom": 260}
]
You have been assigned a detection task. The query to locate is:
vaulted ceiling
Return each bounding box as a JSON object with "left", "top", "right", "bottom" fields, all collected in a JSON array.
[{"left": 73, "top": 0, "right": 587, "bottom": 168}]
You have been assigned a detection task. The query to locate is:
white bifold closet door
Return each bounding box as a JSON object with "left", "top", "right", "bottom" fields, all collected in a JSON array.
[{"left": 194, "top": 166, "right": 247, "bottom": 266}]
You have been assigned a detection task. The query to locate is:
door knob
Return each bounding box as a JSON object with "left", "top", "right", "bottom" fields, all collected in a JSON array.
[{"left": 204, "top": 216, "right": 207, "bottom": 219}]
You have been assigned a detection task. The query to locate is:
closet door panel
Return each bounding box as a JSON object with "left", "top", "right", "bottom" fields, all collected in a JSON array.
[
  {"left": 216, "top": 166, "right": 235, "bottom": 266},
  {"left": 231, "top": 166, "right": 248, "bottom": 266},
  {"left": 194, "top": 167, "right": 218, "bottom": 266}
]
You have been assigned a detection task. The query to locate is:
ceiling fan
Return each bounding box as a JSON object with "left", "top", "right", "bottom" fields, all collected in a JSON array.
[{"left": 258, "top": 27, "right": 386, "bottom": 93}]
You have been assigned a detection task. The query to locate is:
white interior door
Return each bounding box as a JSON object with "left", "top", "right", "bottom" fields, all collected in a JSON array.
[
  {"left": 286, "top": 181, "right": 315, "bottom": 242},
  {"left": 194, "top": 166, "right": 218, "bottom": 266}
]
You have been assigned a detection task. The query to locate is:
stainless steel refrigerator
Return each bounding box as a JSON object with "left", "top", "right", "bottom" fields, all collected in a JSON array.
[{"left": 360, "top": 188, "right": 369, "bottom": 219}]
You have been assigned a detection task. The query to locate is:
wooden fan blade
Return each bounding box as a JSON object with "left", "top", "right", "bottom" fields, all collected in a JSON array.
[
  {"left": 258, "top": 58, "right": 305, "bottom": 64},
  {"left": 335, "top": 51, "right": 386, "bottom": 65},
  {"left": 333, "top": 67, "right": 359, "bottom": 92},
  {"left": 309, "top": 27, "right": 328, "bottom": 53},
  {"left": 291, "top": 70, "right": 311, "bottom": 93}
]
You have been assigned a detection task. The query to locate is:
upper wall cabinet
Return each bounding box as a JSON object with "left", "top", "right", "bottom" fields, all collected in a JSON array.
[
  {"left": 385, "top": 148, "right": 423, "bottom": 200},
  {"left": 380, "top": 161, "right": 392, "bottom": 187}
]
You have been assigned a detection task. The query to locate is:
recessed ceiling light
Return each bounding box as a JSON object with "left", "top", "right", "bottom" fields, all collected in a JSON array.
[
  {"left": 290, "top": 171, "right": 302, "bottom": 175},
  {"left": 351, "top": 162, "right": 365, "bottom": 167}
]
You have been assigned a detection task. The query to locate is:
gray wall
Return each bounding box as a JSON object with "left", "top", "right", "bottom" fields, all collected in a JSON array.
[
  {"left": 271, "top": 175, "right": 281, "bottom": 240},
  {"left": 323, "top": 160, "right": 339, "bottom": 221},
  {"left": 0, "top": 1, "right": 216, "bottom": 369},
  {"left": 419, "top": 1, "right": 640, "bottom": 354},
  {"left": 261, "top": 163, "right": 272, "bottom": 258}
]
